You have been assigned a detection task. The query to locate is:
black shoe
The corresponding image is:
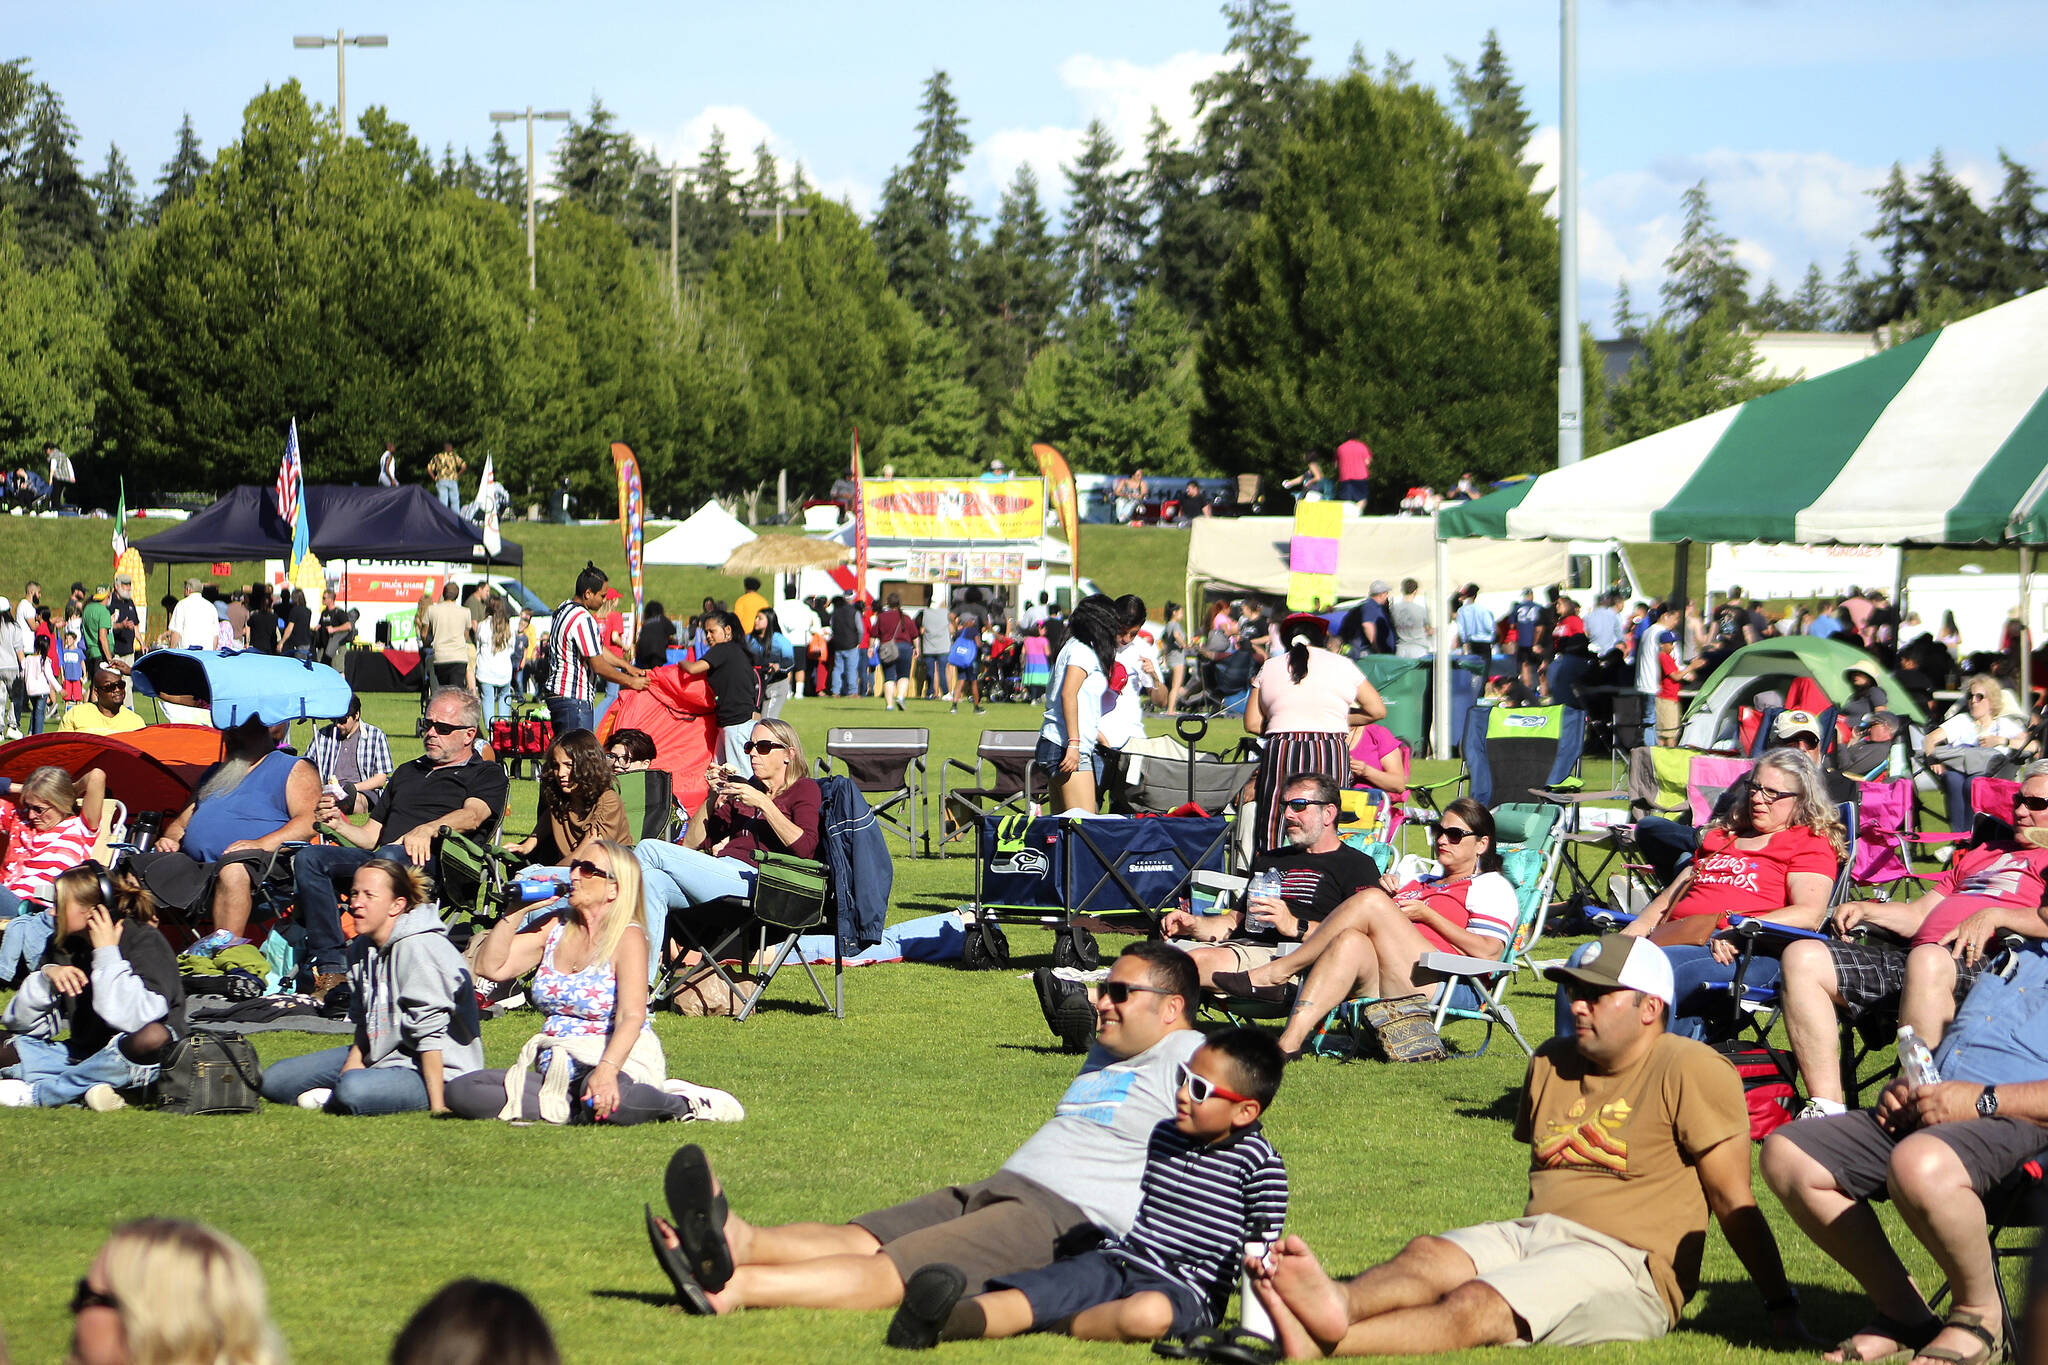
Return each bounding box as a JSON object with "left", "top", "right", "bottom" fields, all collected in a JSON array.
[
  {"left": 1032, "top": 968, "right": 1098, "bottom": 1054},
  {"left": 645, "top": 1205, "right": 715, "bottom": 1315},
  {"left": 887, "top": 1264, "right": 967, "bottom": 1350},
  {"left": 665, "top": 1144, "right": 734, "bottom": 1291},
  {"left": 1211, "top": 971, "right": 1292, "bottom": 1006}
]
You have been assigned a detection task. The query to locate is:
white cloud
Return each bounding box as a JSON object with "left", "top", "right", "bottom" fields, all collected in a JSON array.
[
  {"left": 630, "top": 103, "right": 883, "bottom": 213},
  {"left": 975, "top": 49, "right": 1230, "bottom": 202}
]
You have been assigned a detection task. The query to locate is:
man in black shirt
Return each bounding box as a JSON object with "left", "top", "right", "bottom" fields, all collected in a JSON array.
[
  {"left": 636, "top": 601, "right": 678, "bottom": 669},
  {"left": 1160, "top": 773, "right": 1380, "bottom": 987},
  {"left": 680, "top": 610, "right": 760, "bottom": 775},
  {"left": 293, "top": 687, "right": 509, "bottom": 995}
]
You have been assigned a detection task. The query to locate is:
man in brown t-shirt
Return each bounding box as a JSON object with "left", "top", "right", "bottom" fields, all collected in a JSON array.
[{"left": 1249, "top": 935, "right": 1807, "bottom": 1353}]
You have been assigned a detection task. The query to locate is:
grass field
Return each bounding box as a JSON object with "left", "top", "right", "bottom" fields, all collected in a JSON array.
[{"left": 0, "top": 684, "right": 1985, "bottom": 1364}]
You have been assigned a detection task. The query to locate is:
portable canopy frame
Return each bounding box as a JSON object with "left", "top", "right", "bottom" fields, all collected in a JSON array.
[{"left": 1430, "top": 289, "right": 2048, "bottom": 751}]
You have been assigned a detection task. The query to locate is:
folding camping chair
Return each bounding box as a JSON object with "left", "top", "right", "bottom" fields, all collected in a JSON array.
[
  {"left": 940, "top": 730, "right": 1041, "bottom": 853},
  {"left": 1463, "top": 704, "right": 1576, "bottom": 808},
  {"left": 818, "top": 726, "right": 929, "bottom": 856},
  {"left": 654, "top": 850, "right": 845, "bottom": 1021},
  {"left": 615, "top": 767, "right": 683, "bottom": 844}
]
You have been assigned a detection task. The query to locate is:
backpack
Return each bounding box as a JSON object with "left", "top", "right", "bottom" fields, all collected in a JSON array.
[
  {"left": 1714, "top": 1040, "right": 1798, "bottom": 1140},
  {"left": 153, "top": 1032, "right": 264, "bottom": 1115}
]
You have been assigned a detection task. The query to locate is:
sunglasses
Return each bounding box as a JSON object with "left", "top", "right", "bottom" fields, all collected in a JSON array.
[
  {"left": 71, "top": 1277, "right": 119, "bottom": 1315},
  {"left": 607, "top": 751, "right": 632, "bottom": 766},
  {"left": 1431, "top": 825, "right": 1478, "bottom": 844},
  {"left": 742, "top": 740, "right": 786, "bottom": 756},
  {"left": 2018, "top": 794, "right": 2048, "bottom": 813},
  {"left": 95, "top": 679, "right": 126, "bottom": 691},
  {"left": 1750, "top": 784, "right": 1798, "bottom": 804},
  {"left": 1280, "top": 798, "right": 1331, "bottom": 812},
  {"left": 20, "top": 799, "right": 61, "bottom": 819},
  {"left": 1092, "top": 980, "right": 1172, "bottom": 1005},
  {"left": 423, "top": 719, "right": 474, "bottom": 736},
  {"left": 1969, "top": 693, "right": 1993, "bottom": 702},
  {"left": 1175, "top": 1061, "right": 1254, "bottom": 1105},
  {"left": 568, "top": 859, "right": 615, "bottom": 882}
]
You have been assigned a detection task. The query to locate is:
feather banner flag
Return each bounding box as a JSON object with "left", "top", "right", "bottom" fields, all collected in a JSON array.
[{"left": 609, "top": 442, "right": 645, "bottom": 622}]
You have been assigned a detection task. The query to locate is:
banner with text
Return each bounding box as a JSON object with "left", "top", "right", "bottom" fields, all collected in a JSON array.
[{"left": 860, "top": 479, "right": 1046, "bottom": 541}]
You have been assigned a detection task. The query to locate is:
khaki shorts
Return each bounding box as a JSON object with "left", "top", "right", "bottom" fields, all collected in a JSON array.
[
  {"left": 1437, "top": 1214, "right": 1670, "bottom": 1346},
  {"left": 851, "top": 1170, "right": 1096, "bottom": 1293},
  {"left": 1214, "top": 940, "right": 1299, "bottom": 971}
]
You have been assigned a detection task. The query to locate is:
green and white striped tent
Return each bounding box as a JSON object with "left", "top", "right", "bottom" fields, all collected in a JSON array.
[{"left": 1437, "top": 288, "right": 2048, "bottom": 546}]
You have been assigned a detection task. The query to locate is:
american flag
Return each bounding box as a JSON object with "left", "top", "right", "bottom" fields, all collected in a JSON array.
[{"left": 276, "top": 419, "right": 303, "bottom": 526}]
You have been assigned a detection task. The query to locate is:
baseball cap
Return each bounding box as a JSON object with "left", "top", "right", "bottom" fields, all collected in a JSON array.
[
  {"left": 1860, "top": 709, "right": 1901, "bottom": 733},
  {"left": 1543, "top": 934, "right": 1675, "bottom": 1007},
  {"left": 1656, "top": 629, "right": 1676, "bottom": 644},
  {"left": 92, "top": 586, "right": 109, "bottom": 602},
  {"left": 114, "top": 572, "right": 132, "bottom": 585},
  {"left": 1773, "top": 709, "right": 1822, "bottom": 742},
  {"left": 602, "top": 586, "right": 621, "bottom": 601},
  {"left": 1368, "top": 579, "right": 1390, "bottom": 595}
]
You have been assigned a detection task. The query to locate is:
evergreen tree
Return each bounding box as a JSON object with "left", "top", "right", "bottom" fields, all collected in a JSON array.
[
  {"left": 1603, "top": 303, "right": 1788, "bottom": 445},
  {"left": 680, "top": 127, "right": 742, "bottom": 264},
  {"left": 1835, "top": 249, "right": 1876, "bottom": 332},
  {"left": 484, "top": 127, "right": 524, "bottom": 208},
  {"left": 92, "top": 142, "right": 138, "bottom": 236},
  {"left": 1860, "top": 162, "right": 1921, "bottom": 325},
  {"left": 1447, "top": 29, "right": 1538, "bottom": 189},
  {"left": 1611, "top": 277, "right": 1639, "bottom": 337},
  {"left": 1658, "top": 181, "right": 1748, "bottom": 328},
  {"left": 1992, "top": 150, "right": 2046, "bottom": 293},
  {"left": 787, "top": 160, "right": 812, "bottom": 196},
  {"left": 1380, "top": 51, "right": 1415, "bottom": 84},
  {"left": 1751, "top": 278, "right": 1790, "bottom": 330},
  {"left": 873, "top": 324, "right": 985, "bottom": 474},
  {"left": 744, "top": 139, "right": 780, "bottom": 209},
  {"left": 1002, "top": 289, "right": 1205, "bottom": 474},
  {"left": 1788, "top": 262, "right": 1834, "bottom": 331},
  {"left": 440, "top": 143, "right": 459, "bottom": 188},
  {"left": 1136, "top": 108, "right": 1211, "bottom": 312},
  {"left": 151, "top": 112, "right": 210, "bottom": 221},
  {"left": 1196, "top": 74, "right": 1556, "bottom": 493},
  {"left": 553, "top": 97, "right": 638, "bottom": 222},
  {"left": 1915, "top": 150, "right": 2005, "bottom": 303},
  {"left": 962, "top": 164, "right": 1066, "bottom": 444},
  {"left": 870, "top": 69, "right": 976, "bottom": 327},
  {"left": 15, "top": 85, "right": 98, "bottom": 266},
  {"left": 0, "top": 207, "right": 107, "bottom": 455},
  {"left": 1061, "top": 119, "right": 1143, "bottom": 312}
]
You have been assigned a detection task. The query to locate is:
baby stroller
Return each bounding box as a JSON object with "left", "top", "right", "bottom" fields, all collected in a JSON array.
[{"left": 978, "top": 636, "right": 1026, "bottom": 705}]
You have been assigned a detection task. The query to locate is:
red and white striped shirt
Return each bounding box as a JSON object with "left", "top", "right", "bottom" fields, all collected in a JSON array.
[
  {"left": 1392, "top": 870, "right": 1519, "bottom": 955},
  {"left": 545, "top": 601, "right": 604, "bottom": 702},
  {"left": 0, "top": 802, "right": 94, "bottom": 906}
]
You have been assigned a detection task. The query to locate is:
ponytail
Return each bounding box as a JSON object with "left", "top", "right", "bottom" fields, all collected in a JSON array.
[{"left": 1288, "top": 638, "right": 1309, "bottom": 685}]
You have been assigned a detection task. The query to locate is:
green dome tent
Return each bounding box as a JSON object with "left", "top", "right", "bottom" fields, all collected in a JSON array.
[{"left": 1680, "top": 637, "right": 1927, "bottom": 752}]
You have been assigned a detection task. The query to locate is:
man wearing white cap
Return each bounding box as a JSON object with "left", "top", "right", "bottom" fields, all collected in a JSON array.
[{"left": 1249, "top": 934, "right": 1803, "bottom": 1354}]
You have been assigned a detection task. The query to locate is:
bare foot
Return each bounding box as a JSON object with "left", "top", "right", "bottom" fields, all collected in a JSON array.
[
  {"left": 1262, "top": 1236, "right": 1351, "bottom": 1355},
  {"left": 704, "top": 1283, "right": 740, "bottom": 1315},
  {"left": 1249, "top": 1265, "right": 1327, "bottom": 1359}
]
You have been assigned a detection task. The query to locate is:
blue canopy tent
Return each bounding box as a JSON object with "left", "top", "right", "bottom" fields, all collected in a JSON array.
[{"left": 130, "top": 647, "right": 354, "bottom": 727}]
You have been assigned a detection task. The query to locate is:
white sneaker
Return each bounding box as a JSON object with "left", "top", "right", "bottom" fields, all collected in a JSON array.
[
  {"left": 662, "top": 1079, "right": 745, "bottom": 1122},
  {"left": 1795, "top": 1097, "right": 1846, "bottom": 1121},
  {"left": 83, "top": 1083, "right": 126, "bottom": 1112},
  {"left": 0, "top": 1078, "right": 34, "bottom": 1107},
  {"left": 297, "top": 1087, "right": 333, "bottom": 1111}
]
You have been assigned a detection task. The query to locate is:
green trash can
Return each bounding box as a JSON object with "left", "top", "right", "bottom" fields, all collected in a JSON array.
[{"left": 1359, "top": 655, "right": 1429, "bottom": 755}]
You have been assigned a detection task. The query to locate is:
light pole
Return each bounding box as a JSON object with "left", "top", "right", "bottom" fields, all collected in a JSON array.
[
  {"left": 491, "top": 107, "right": 571, "bottom": 290},
  {"left": 745, "top": 198, "right": 811, "bottom": 243},
  {"left": 1557, "top": 0, "right": 1582, "bottom": 466},
  {"left": 292, "top": 30, "right": 387, "bottom": 138},
  {"left": 637, "top": 160, "right": 695, "bottom": 309}
]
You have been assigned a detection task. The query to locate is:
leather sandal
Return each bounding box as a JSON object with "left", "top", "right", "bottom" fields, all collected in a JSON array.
[
  {"left": 665, "top": 1144, "right": 734, "bottom": 1292},
  {"left": 1828, "top": 1312, "right": 1941, "bottom": 1363},
  {"left": 644, "top": 1205, "right": 714, "bottom": 1315},
  {"left": 1212, "top": 971, "right": 1291, "bottom": 1006},
  {"left": 1913, "top": 1309, "right": 2001, "bottom": 1365}
]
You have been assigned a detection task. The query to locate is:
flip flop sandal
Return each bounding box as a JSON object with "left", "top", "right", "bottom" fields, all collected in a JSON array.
[
  {"left": 1829, "top": 1312, "right": 1943, "bottom": 1363},
  {"left": 1153, "top": 1327, "right": 1223, "bottom": 1359},
  {"left": 644, "top": 1205, "right": 714, "bottom": 1316},
  {"left": 665, "top": 1144, "right": 734, "bottom": 1292},
  {"left": 1914, "top": 1309, "right": 2001, "bottom": 1365},
  {"left": 1211, "top": 972, "right": 1291, "bottom": 1006},
  {"left": 1199, "top": 1326, "right": 1281, "bottom": 1365}
]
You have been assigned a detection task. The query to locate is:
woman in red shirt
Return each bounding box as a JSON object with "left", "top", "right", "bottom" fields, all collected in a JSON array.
[{"left": 1609, "top": 747, "right": 1844, "bottom": 1039}]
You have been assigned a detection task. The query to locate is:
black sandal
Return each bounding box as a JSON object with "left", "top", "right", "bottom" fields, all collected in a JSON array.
[
  {"left": 1212, "top": 972, "right": 1291, "bottom": 1006},
  {"left": 1153, "top": 1327, "right": 1222, "bottom": 1359},
  {"left": 1200, "top": 1326, "right": 1281, "bottom": 1365},
  {"left": 665, "top": 1144, "right": 734, "bottom": 1292},
  {"left": 1828, "top": 1312, "right": 1943, "bottom": 1363},
  {"left": 644, "top": 1205, "right": 714, "bottom": 1315}
]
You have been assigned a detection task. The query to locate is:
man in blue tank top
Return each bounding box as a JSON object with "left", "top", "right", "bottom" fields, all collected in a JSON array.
[{"left": 125, "top": 716, "right": 321, "bottom": 953}]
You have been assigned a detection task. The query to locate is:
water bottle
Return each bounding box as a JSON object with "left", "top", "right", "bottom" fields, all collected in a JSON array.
[
  {"left": 1897, "top": 1026, "right": 1940, "bottom": 1087},
  {"left": 511, "top": 878, "right": 560, "bottom": 905},
  {"left": 1240, "top": 1237, "right": 1276, "bottom": 1341}
]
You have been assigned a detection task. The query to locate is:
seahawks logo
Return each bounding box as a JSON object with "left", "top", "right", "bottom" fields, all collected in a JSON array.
[{"left": 992, "top": 848, "right": 1051, "bottom": 876}]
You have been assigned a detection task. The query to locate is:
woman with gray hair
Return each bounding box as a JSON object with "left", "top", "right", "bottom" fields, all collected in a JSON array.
[{"left": 1604, "top": 746, "right": 1847, "bottom": 1039}]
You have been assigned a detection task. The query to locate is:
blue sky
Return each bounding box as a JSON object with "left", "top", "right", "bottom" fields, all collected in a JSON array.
[{"left": 18, "top": 0, "right": 2046, "bottom": 326}]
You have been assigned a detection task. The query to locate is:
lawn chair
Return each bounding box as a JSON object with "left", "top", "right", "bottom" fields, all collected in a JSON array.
[
  {"left": 616, "top": 767, "right": 683, "bottom": 844},
  {"left": 818, "top": 726, "right": 929, "bottom": 856},
  {"left": 1464, "top": 704, "right": 1572, "bottom": 808},
  {"left": 655, "top": 850, "right": 843, "bottom": 1021},
  {"left": 1927, "top": 1148, "right": 2048, "bottom": 1352},
  {"left": 939, "top": 729, "right": 1040, "bottom": 853}
]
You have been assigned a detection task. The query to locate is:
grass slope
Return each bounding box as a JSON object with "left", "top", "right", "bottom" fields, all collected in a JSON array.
[{"left": 0, "top": 689, "right": 1972, "bottom": 1362}]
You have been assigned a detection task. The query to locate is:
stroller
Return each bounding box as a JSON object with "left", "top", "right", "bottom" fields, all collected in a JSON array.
[{"left": 978, "top": 635, "right": 1026, "bottom": 704}]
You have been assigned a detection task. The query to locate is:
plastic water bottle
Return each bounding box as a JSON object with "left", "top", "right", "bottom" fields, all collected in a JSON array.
[
  {"left": 1898, "top": 1026, "right": 1940, "bottom": 1087},
  {"left": 1240, "top": 1238, "right": 1276, "bottom": 1340},
  {"left": 1247, "top": 869, "right": 1279, "bottom": 926},
  {"left": 511, "top": 878, "right": 560, "bottom": 905}
]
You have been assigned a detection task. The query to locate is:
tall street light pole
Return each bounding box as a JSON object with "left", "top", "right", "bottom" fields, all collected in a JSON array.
[
  {"left": 638, "top": 160, "right": 694, "bottom": 310},
  {"left": 1557, "top": 0, "right": 1583, "bottom": 467},
  {"left": 745, "top": 199, "right": 811, "bottom": 244},
  {"left": 292, "top": 30, "right": 387, "bottom": 138},
  {"left": 491, "top": 107, "right": 571, "bottom": 290}
]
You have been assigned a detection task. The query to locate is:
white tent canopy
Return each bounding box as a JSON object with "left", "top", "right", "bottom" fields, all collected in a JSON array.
[{"left": 645, "top": 501, "right": 757, "bottom": 566}]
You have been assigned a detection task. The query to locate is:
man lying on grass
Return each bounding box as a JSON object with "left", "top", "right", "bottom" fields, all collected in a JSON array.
[
  {"left": 885, "top": 1027, "right": 1288, "bottom": 1350},
  {"left": 1247, "top": 935, "right": 1808, "bottom": 1356},
  {"left": 645, "top": 941, "right": 1204, "bottom": 1316}
]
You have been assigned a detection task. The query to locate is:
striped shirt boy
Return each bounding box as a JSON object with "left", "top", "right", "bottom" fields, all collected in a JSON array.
[
  {"left": 545, "top": 601, "right": 603, "bottom": 702},
  {"left": 1107, "top": 1119, "right": 1289, "bottom": 1317}
]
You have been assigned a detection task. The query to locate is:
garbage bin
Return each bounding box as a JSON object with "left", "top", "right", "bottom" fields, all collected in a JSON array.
[{"left": 1359, "top": 655, "right": 1429, "bottom": 756}]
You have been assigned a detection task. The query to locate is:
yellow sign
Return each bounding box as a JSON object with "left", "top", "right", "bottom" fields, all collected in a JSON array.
[{"left": 861, "top": 479, "right": 1045, "bottom": 541}]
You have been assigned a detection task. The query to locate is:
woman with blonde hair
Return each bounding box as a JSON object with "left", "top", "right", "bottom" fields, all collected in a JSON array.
[
  {"left": 71, "top": 1218, "right": 284, "bottom": 1365},
  {"left": 1924, "top": 671, "right": 2030, "bottom": 834},
  {"left": 448, "top": 840, "right": 737, "bottom": 1124}
]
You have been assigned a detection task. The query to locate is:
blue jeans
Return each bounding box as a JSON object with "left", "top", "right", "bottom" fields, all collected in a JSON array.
[
  {"left": 2, "top": 1034, "right": 161, "bottom": 1107},
  {"left": 1939, "top": 766, "right": 1973, "bottom": 835},
  {"left": 1551, "top": 941, "right": 1787, "bottom": 1041},
  {"left": 721, "top": 722, "right": 755, "bottom": 778},
  {"left": 830, "top": 649, "right": 861, "bottom": 696},
  {"left": 0, "top": 908, "right": 55, "bottom": 980},
  {"left": 436, "top": 478, "right": 461, "bottom": 510},
  {"left": 1632, "top": 817, "right": 1700, "bottom": 886},
  {"left": 922, "top": 653, "right": 946, "bottom": 696},
  {"left": 593, "top": 680, "right": 622, "bottom": 727},
  {"left": 259, "top": 1045, "right": 433, "bottom": 1114},
  {"left": 293, "top": 842, "right": 404, "bottom": 971},
  {"left": 480, "top": 680, "right": 512, "bottom": 722},
  {"left": 546, "top": 695, "right": 593, "bottom": 738},
  {"left": 0, "top": 885, "right": 30, "bottom": 918},
  {"left": 633, "top": 841, "right": 756, "bottom": 986}
]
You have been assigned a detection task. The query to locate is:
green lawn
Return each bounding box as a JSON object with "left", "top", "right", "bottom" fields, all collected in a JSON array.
[{"left": 0, "top": 688, "right": 1983, "bottom": 1363}]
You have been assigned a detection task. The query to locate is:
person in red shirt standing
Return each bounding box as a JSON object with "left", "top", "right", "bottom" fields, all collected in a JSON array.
[
  {"left": 1333, "top": 432, "right": 1372, "bottom": 512},
  {"left": 1654, "top": 630, "right": 1683, "bottom": 746},
  {"left": 596, "top": 587, "right": 629, "bottom": 727}
]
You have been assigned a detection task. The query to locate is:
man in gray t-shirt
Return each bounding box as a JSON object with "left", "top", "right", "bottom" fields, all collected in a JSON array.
[
  {"left": 918, "top": 595, "right": 954, "bottom": 699},
  {"left": 646, "top": 943, "right": 1202, "bottom": 1315}
]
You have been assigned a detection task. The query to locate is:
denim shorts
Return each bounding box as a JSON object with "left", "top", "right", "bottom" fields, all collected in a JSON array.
[
  {"left": 1033, "top": 735, "right": 1104, "bottom": 786},
  {"left": 992, "top": 1249, "right": 1211, "bottom": 1335}
]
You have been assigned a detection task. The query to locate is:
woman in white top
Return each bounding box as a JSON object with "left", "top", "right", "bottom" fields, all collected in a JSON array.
[
  {"left": 1034, "top": 595, "right": 1141, "bottom": 814},
  {"left": 1925, "top": 672, "right": 2030, "bottom": 833},
  {"left": 475, "top": 597, "right": 517, "bottom": 722},
  {"left": 1244, "top": 613, "right": 1385, "bottom": 855}
]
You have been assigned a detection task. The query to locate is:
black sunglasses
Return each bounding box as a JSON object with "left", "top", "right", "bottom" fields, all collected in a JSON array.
[
  {"left": 423, "top": 719, "right": 474, "bottom": 736},
  {"left": 71, "top": 1277, "right": 119, "bottom": 1315},
  {"left": 1431, "top": 825, "right": 1478, "bottom": 844},
  {"left": 1280, "top": 798, "right": 1332, "bottom": 812},
  {"left": 742, "top": 740, "right": 786, "bottom": 755},
  {"left": 1092, "top": 980, "right": 1171, "bottom": 1005},
  {"left": 2018, "top": 794, "right": 2048, "bottom": 813},
  {"left": 568, "top": 859, "right": 616, "bottom": 882}
]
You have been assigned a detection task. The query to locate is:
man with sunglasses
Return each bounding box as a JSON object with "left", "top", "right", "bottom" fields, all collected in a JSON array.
[
  {"left": 1776, "top": 760, "right": 2048, "bottom": 1119},
  {"left": 55, "top": 662, "right": 144, "bottom": 735},
  {"left": 293, "top": 688, "right": 508, "bottom": 998},
  {"left": 648, "top": 941, "right": 1204, "bottom": 1319},
  {"left": 1155, "top": 773, "right": 1379, "bottom": 990},
  {"left": 1250, "top": 934, "right": 1804, "bottom": 1354}
]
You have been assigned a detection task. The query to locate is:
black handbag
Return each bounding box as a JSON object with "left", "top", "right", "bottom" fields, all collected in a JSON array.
[{"left": 154, "top": 1032, "right": 264, "bottom": 1114}]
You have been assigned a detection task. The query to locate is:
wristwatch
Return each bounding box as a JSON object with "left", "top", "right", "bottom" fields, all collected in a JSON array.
[{"left": 1977, "top": 1085, "right": 1999, "bottom": 1119}]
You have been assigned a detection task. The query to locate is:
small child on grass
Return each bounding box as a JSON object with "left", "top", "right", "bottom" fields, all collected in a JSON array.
[{"left": 886, "top": 1026, "right": 1288, "bottom": 1350}]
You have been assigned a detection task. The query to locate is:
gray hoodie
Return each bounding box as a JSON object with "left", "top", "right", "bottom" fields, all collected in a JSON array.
[{"left": 347, "top": 904, "right": 485, "bottom": 1077}]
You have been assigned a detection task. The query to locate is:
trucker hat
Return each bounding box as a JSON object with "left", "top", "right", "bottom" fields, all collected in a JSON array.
[
  {"left": 1773, "top": 709, "right": 1822, "bottom": 743},
  {"left": 1543, "top": 934, "right": 1675, "bottom": 1007}
]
